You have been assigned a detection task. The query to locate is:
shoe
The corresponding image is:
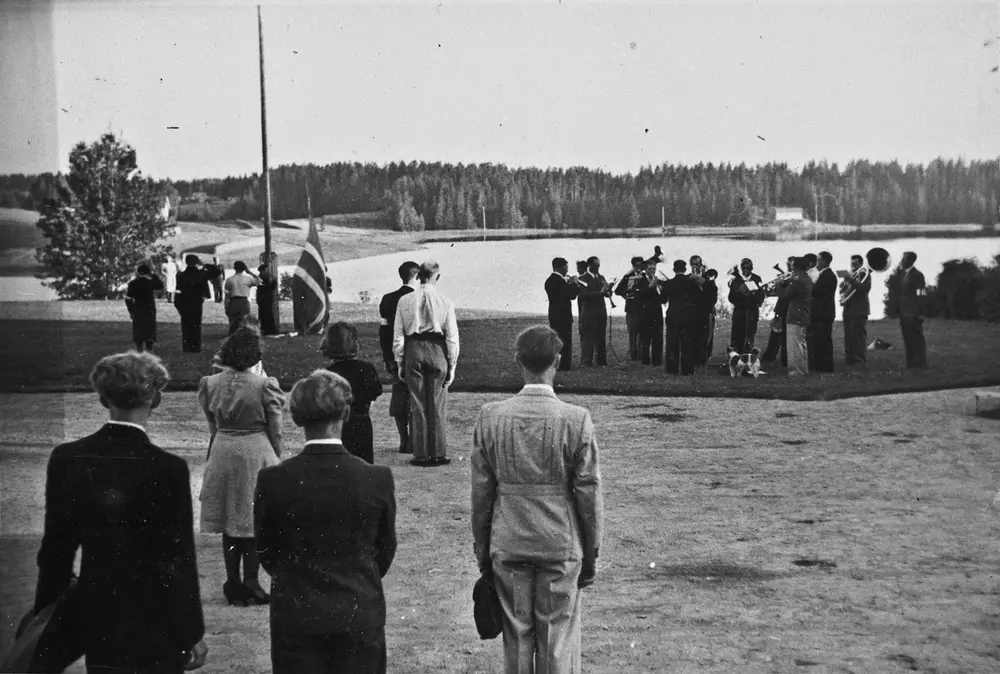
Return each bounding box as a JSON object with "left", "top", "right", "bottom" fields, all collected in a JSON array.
[
  {"left": 430, "top": 457, "right": 452, "bottom": 466},
  {"left": 410, "top": 458, "right": 432, "bottom": 467},
  {"left": 223, "top": 581, "right": 251, "bottom": 607},
  {"left": 243, "top": 580, "right": 270, "bottom": 605}
]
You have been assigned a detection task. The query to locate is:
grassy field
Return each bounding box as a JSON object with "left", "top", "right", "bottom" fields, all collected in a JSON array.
[
  {"left": 2, "top": 387, "right": 999, "bottom": 673},
  {"left": 1, "top": 299, "right": 999, "bottom": 399}
]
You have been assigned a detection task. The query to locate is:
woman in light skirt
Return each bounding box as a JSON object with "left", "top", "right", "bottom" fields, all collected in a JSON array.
[{"left": 199, "top": 326, "right": 285, "bottom": 606}]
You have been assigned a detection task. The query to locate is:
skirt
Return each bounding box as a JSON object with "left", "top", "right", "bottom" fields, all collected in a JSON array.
[{"left": 200, "top": 431, "right": 279, "bottom": 537}]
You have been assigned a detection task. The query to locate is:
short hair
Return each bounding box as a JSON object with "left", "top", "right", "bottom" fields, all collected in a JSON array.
[
  {"left": 740, "top": 258, "right": 753, "bottom": 267},
  {"left": 515, "top": 325, "right": 563, "bottom": 374},
  {"left": 631, "top": 256, "right": 644, "bottom": 267},
  {"left": 792, "top": 256, "right": 809, "bottom": 271},
  {"left": 787, "top": 255, "right": 796, "bottom": 262},
  {"left": 233, "top": 260, "right": 248, "bottom": 273},
  {"left": 289, "top": 369, "right": 353, "bottom": 426},
  {"left": 137, "top": 264, "right": 151, "bottom": 275},
  {"left": 803, "top": 253, "right": 818, "bottom": 265},
  {"left": 552, "top": 257, "right": 568, "bottom": 270},
  {"left": 903, "top": 251, "right": 917, "bottom": 263},
  {"left": 575, "top": 260, "right": 588, "bottom": 273},
  {"left": 587, "top": 256, "right": 600, "bottom": 266},
  {"left": 690, "top": 255, "right": 702, "bottom": 264},
  {"left": 673, "top": 259, "right": 687, "bottom": 272},
  {"left": 90, "top": 351, "right": 170, "bottom": 410},
  {"left": 398, "top": 261, "right": 419, "bottom": 282},
  {"left": 418, "top": 260, "right": 440, "bottom": 282},
  {"left": 321, "top": 321, "right": 359, "bottom": 360},
  {"left": 217, "top": 326, "right": 263, "bottom": 371},
  {"left": 185, "top": 254, "right": 200, "bottom": 266},
  {"left": 705, "top": 268, "right": 718, "bottom": 280},
  {"left": 818, "top": 251, "right": 832, "bottom": 264},
  {"left": 851, "top": 254, "right": 864, "bottom": 265}
]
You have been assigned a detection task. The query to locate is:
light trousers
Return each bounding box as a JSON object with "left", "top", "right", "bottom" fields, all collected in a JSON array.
[
  {"left": 493, "top": 558, "right": 583, "bottom": 674},
  {"left": 786, "top": 323, "right": 809, "bottom": 375}
]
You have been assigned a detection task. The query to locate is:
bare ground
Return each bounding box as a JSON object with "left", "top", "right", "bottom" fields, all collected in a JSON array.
[{"left": 2, "top": 387, "right": 999, "bottom": 673}]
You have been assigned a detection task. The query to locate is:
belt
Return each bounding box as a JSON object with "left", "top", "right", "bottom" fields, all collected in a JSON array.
[
  {"left": 405, "top": 332, "right": 445, "bottom": 342},
  {"left": 498, "top": 483, "right": 568, "bottom": 497}
]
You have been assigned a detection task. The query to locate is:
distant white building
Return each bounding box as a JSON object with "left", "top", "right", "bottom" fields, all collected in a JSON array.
[
  {"left": 159, "top": 196, "right": 171, "bottom": 222},
  {"left": 774, "top": 207, "right": 804, "bottom": 222}
]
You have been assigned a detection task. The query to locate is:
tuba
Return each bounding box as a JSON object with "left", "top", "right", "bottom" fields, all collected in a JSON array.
[{"left": 839, "top": 247, "right": 892, "bottom": 306}]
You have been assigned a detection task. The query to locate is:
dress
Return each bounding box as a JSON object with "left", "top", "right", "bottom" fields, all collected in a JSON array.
[
  {"left": 326, "top": 359, "right": 383, "bottom": 464},
  {"left": 199, "top": 370, "right": 285, "bottom": 537}
]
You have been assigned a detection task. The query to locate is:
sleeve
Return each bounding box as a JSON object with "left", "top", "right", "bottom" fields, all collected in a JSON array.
[
  {"left": 445, "top": 301, "right": 460, "bottom": 371},
  {"left": 727, "top": 280, "right": 740, "bottom": 305},
  {"left": 578, "top": 276, "right": 602, "bottom": 300},
  {"left": 392, "top": 301, "right": 406, "bottom": 368},
  {"left": 164, "top": 459, "right": 205, "bottom": 652},
  {"left": 613, "top": 275, "right": 629, "bottom": 298},
  {"left": 152, "top": 276, "right": 164, "bottom": 292},
  {"left": 361, "top": 362, "right": 383, "bottom": 403},
  {"left": 572, "top": 411, "right": 604, "bottom": 564},
  {"left": 751, "top": 275, "right": 766, "bottom": 307},
  {"left": 33, "top": 449, "right": 79, "bottom": 614},
  {"left": 254, "top": 468, "right": 279, "bottom": 573},
  {"left": 470, "top": 411, "right": 498, "bottom": 573},
  {"left": 198, "top": 377, "right": 217, "bottom": 456},
  {"left": 563, "top": 279, "right": 580, "bottom": 301},
  {"left": 262, "top": 377, "right": 286, "bottom": 457},
  {"left": 374, "top": 468, "right": 397, "bottom": 578},
  {"left": 378, "top": 325, "right": 394, "bottom": 368}
]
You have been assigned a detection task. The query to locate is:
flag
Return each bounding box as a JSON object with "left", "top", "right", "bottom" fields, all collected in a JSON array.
[{"left": 292, "top": 219, "right": 328, "bottom": 334}]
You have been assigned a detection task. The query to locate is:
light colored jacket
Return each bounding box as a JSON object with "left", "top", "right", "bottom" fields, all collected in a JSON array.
[{"left": 471, "top": 386, "right": 603, "bottom": 569}]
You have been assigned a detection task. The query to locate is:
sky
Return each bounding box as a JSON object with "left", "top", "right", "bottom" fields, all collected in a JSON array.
[{"left": 1, "top": 0, "right": 998, "bottom": 181}]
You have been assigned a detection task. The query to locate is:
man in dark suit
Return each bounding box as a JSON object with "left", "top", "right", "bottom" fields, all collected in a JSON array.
[
  {"left": 574, "top": 260, "right": 588, "bottom": 342},
  {"left": 256, "top": 370, "right": 397, "bottom": 674},
  {"left": 32, "top": 352, "right": 207, "bottom": 673},
  {"left": 887, "top": 250, "right": 928, "bottom": 368},
  {"left": 808, "top": 250, "right": 838, "bottom": 372},
  {"left": 727, "top": 258, "right": 766, "bottom": 354},
  {"left": 660, "top": 260, "right": 691, "bottom": 374},
  {"left": 578, "top": 256, "right": 611, "bottom": 367},
  {"left": 544, "top": 257, "right": 581, "bottom": 371},
  {"left": 379, "top": 260, "right": 419, "bottom": 452},
  {"left": 614, "top": 256, "right": 646, "bottom": 361},
  {"left": 840, "top": 254, "right": 872, "bottom": 366},
  {"left": 636, "top": 259, "right": 664, "bottom": 366},
  {"left": 174, "top": 254, "right": 222, "bottom": 353},
  {"left": 762, "top": 256, "right": 796, "bottom": 367},
  {"left": 125, "top": 264, "right": 164, "bottom": 352}
]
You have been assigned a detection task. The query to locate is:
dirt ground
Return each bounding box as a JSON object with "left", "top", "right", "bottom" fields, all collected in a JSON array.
[{"left": 2, "top": 388, "right": 999, "bottom": 673}]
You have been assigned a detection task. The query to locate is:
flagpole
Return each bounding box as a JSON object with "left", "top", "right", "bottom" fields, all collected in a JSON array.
[{"left": 258, "top": 4, "right": 279, "bottom": 329}]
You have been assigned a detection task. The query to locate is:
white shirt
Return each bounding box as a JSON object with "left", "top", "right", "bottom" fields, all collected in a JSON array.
[
  {"left": 392, "top": 283, "right": 460, "bottom": 373},
  {"left": 807, "top": 268, "right": 820, "bottom": 283},
  {"left": 106, "top": 420, "right": 147, "bottom": 433},
  {"left": 304, "top": 439, "right": 344, "bottom": 446},
  {"left": 521, "top": 384, "right": 554, "bottom": 393}
]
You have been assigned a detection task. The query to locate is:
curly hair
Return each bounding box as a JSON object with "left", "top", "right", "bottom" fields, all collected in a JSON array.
[
  {"left": 289, "top": 369, "right": 353, "bottom": 426},
  {"left": 218, "top": 326, "right": 263, "bottom": 371},
  {"left": 90, "top": 351, "right": 170, "bottom": 410},
  {"left": 321, "top": 322, "right": 359, "bottom": 360}
]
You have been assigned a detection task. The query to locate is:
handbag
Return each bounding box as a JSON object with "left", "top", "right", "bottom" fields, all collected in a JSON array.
[
  {"left": 1, "top": 579, "right": 84, "bottom": 673},
  {"left": 472, "top": 573, "right": 503, "bottom": 640},
  {"left": 770, "top": 316, "right": 783, "bottom": 333}
]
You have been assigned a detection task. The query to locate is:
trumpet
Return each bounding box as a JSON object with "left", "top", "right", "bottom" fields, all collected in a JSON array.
[{"left": 763, "top": 264, "right": 793, "bottom": 294}]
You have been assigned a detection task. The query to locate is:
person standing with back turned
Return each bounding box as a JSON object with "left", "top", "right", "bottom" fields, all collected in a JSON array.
[
  {"left": 393, "top": 260, "right": 459, "bottom": 467},
  {"left": 379, "top": 261, "right": 420, "bottom": 453},
  {"left": 544, "top": 257, "right": 581, "bottom": 371},
  {"left": 471, "top": 325, "right": 604, "bottom": 674}
]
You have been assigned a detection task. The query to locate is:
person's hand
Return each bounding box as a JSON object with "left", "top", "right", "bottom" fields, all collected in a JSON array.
[
  {"left": 184, "top": 640, "right": 208, "bottom": 670},
  {"left": 578, "top": 559, "right": 596, "bottom": 589},
  {"left": 396, "top": 365, "right": 406, "bottom": 383},
  {"left": 444, "top": 371, "right": 455, "bottom": 388}
]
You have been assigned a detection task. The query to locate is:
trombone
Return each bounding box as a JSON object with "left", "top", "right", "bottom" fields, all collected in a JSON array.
[{"left": 763, "top": 263, "right": 792, "bottom": 294}]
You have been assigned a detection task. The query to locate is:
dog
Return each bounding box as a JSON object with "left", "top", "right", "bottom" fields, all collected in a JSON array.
[
  {"left": 727, "top": 347, "right": 763, "bottom": 378},
  {"left": 868, "top": 337, "right": 893, "bottom": 351}
]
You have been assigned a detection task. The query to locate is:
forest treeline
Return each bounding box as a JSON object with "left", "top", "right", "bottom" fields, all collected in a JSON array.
[{"left": 4, "top": 158, "right": 997, "bottom": 231}]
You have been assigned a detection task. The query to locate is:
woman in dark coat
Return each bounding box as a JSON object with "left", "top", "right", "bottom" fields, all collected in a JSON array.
[{"left": 322, "top": 322, "right": 383, "bottom": 464}]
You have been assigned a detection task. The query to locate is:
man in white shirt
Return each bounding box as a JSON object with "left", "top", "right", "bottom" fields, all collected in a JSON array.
[
  {"left": 224, "top": 261, "right": 261, "bottom": 335},
  {"left": 392, "top": 260, "right": 460, "bottom": 467}
]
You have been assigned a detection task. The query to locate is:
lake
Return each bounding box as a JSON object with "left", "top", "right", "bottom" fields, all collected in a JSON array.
[{"left": 3, "top": 234, "right": 998, "bottom": 321}]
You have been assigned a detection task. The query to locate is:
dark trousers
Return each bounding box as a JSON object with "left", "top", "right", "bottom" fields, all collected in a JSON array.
[
  {"left": 808, "top": 317, "right": 835, "bottom": 372},
  {"left": 258, "top": 290, "right": 280, "bottom": 335},
  {"left": 625, "top": 308, "right": 641, "bottom": 360},
  {"left": 342, "top": 412, "right": 374, "bottom": 464},
  {"left": 761, "top": 319, "right": 788, "bottom": 366},
  {"left": 178, "top": 305, "right": 204, "bottom": 352},
  {"left": 271, "top": 628, "right": 386, "bottom": 674},
  {"left": 688, "top": 316, "right": 709, "bottom": 367},
  {"left": 899, "top": 314, "right": 927, "bottom": 368},
  {"left": 679, "top": 319, "right": 701, "bottom": 375},
  {"left": 664, "top": 316, "right": 685, "bottom": 374},
  {"left": 730, "top": 309, "right": 759, "bottom": 353},
  {"left": 639, "top": 309, "right": 663, "bottom": 366},
  {"left": 226, "top": 297, "right": 251, "bottom": 335},
  {"left": 580, "top": 315, "right": 607, "bottom": 366},
  {"left": 551, "top": 321, "right": 574, "bottom": 371},
  {"left": 131, "top": 309, "right": 157, "bottom": 352},
  {"left": 843, "top": 312, "right": 868, "bottom": 365},
  {"left": 705, "top": 313, "right": 716, "bottom": 364},
  {"left": 403, "top": 335, "right": 449, "bottom": 459}
]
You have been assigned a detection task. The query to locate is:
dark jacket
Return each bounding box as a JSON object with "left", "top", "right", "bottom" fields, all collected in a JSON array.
[
  {"left": 775, "top": 271, "right": 813, "bottom": 327},
  {"left": 545, "top": 272, "right": 580, "bottom": 327},
  {"left": 810, "top": 267, "right": 839, "bottom": 321},
  {"left": 578, "top": 272, "right": 609, "bottom": 321},
  {"left": 174, "top": 265, "right": 222, "bottom": 309},
  {"left": 660, "top": 274, "right": 691, "bottom": 321},
  {"left": 841, "top": 268, "right": 873, "bottom": 317},
  {"left": 613, "top": 270, "right": 644, "bottom": 313},
  {"left": 125, "top": 275, "right": 164, "bottom": 316},
  {"left": 728, "top": 273, "right": 766, "bottom": 313},
  {"left": 888, "top": 267, "right": 926, "bottom": 319},
  {"left": 378, "top": 285, "right": 415, "bottom": 366},
  {"left": 34, "top": 424, "right": 204, "bottom": 671},
  {"left": 255, "top": 443, "right": 397, "bottom": 635}
]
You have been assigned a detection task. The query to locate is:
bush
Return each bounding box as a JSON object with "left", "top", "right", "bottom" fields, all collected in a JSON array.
[
  {"left": 888, "top": 255, "right": 1000, "bottom": 323},
  {"left": 279, "top": 272, "right": 294, "bottom": 300}
]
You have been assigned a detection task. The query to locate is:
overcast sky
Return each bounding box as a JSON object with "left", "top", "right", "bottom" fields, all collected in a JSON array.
[{"left": 1, "top": 0, "right": 998, "bottom": 180}]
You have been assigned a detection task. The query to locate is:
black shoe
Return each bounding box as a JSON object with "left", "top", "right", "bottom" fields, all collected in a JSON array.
[
  {"left": 410, "top": 458, "right": 432, "bottom": 467},
  {"left": 243, "top": 580, "right": 270, "bottom": 605},
  {"left": 223, "top": 581, "right": 251, "bottom": 607},
  {"left": 430, "top": 457, "right": 452, "bottom": 466}
]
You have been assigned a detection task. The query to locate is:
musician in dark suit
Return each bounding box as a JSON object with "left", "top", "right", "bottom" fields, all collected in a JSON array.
[
  {"left": 32, "top": 352, "right": 208, "bottom": 673},
  {"left": 379, "top": 261, "right": 419, "bottom": 453},
  {"left": 578, "top": 256, "right": 611, "bottom": 367},
  {"left": 687, "top": 255, "right": 715, "bottom": 367},
  {"left": 575, "top": 260, "right": 588, "bottom": 342},
  {"left": 762, "top": 256, "right": 796, "bottom": 367},
  {"left": 614, "top": 256, "right": 646, "bottom": 361},
  {"left": 808, "top": 251, "right": 838, "bottom": 373},
  {"left": 545, "top": 257, "right": 581, "bottom": 371},
  {"left": 660, "top": 260, "right": 691, "bottom": 374},
  {"left": 255, "top": 369, "right": 397, "bottom": 674},
  {"left": 125, "top": 264, "right": 164, "bottom": 352},
  {"left": 887, "top": 251, "right": 928, "bottom": 368},
  {"left": 727, "top": 258, "right": 766, "bottom": 354},
  {"left": 636, "top": 259, "right": 663, "bottom": 366},
  {"left": 174, "top": 254, "right": 223, "bottom": 353},
  {"left": 840, "top": 254, "right": 872, "bottom": 366}
]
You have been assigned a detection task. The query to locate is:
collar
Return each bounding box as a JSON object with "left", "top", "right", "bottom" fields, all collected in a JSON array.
[
  {"left": 106, "top": 420, "right": 147, "bottom": 432},
  {"left": 303, "top": 439, "right": 347, "bottom": 455},
  {"left": 519, "top": 384, "right": 556, "bottom": 396},
  {"left": 404, "top": 281, "right": 419, "bottom": 289}
]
